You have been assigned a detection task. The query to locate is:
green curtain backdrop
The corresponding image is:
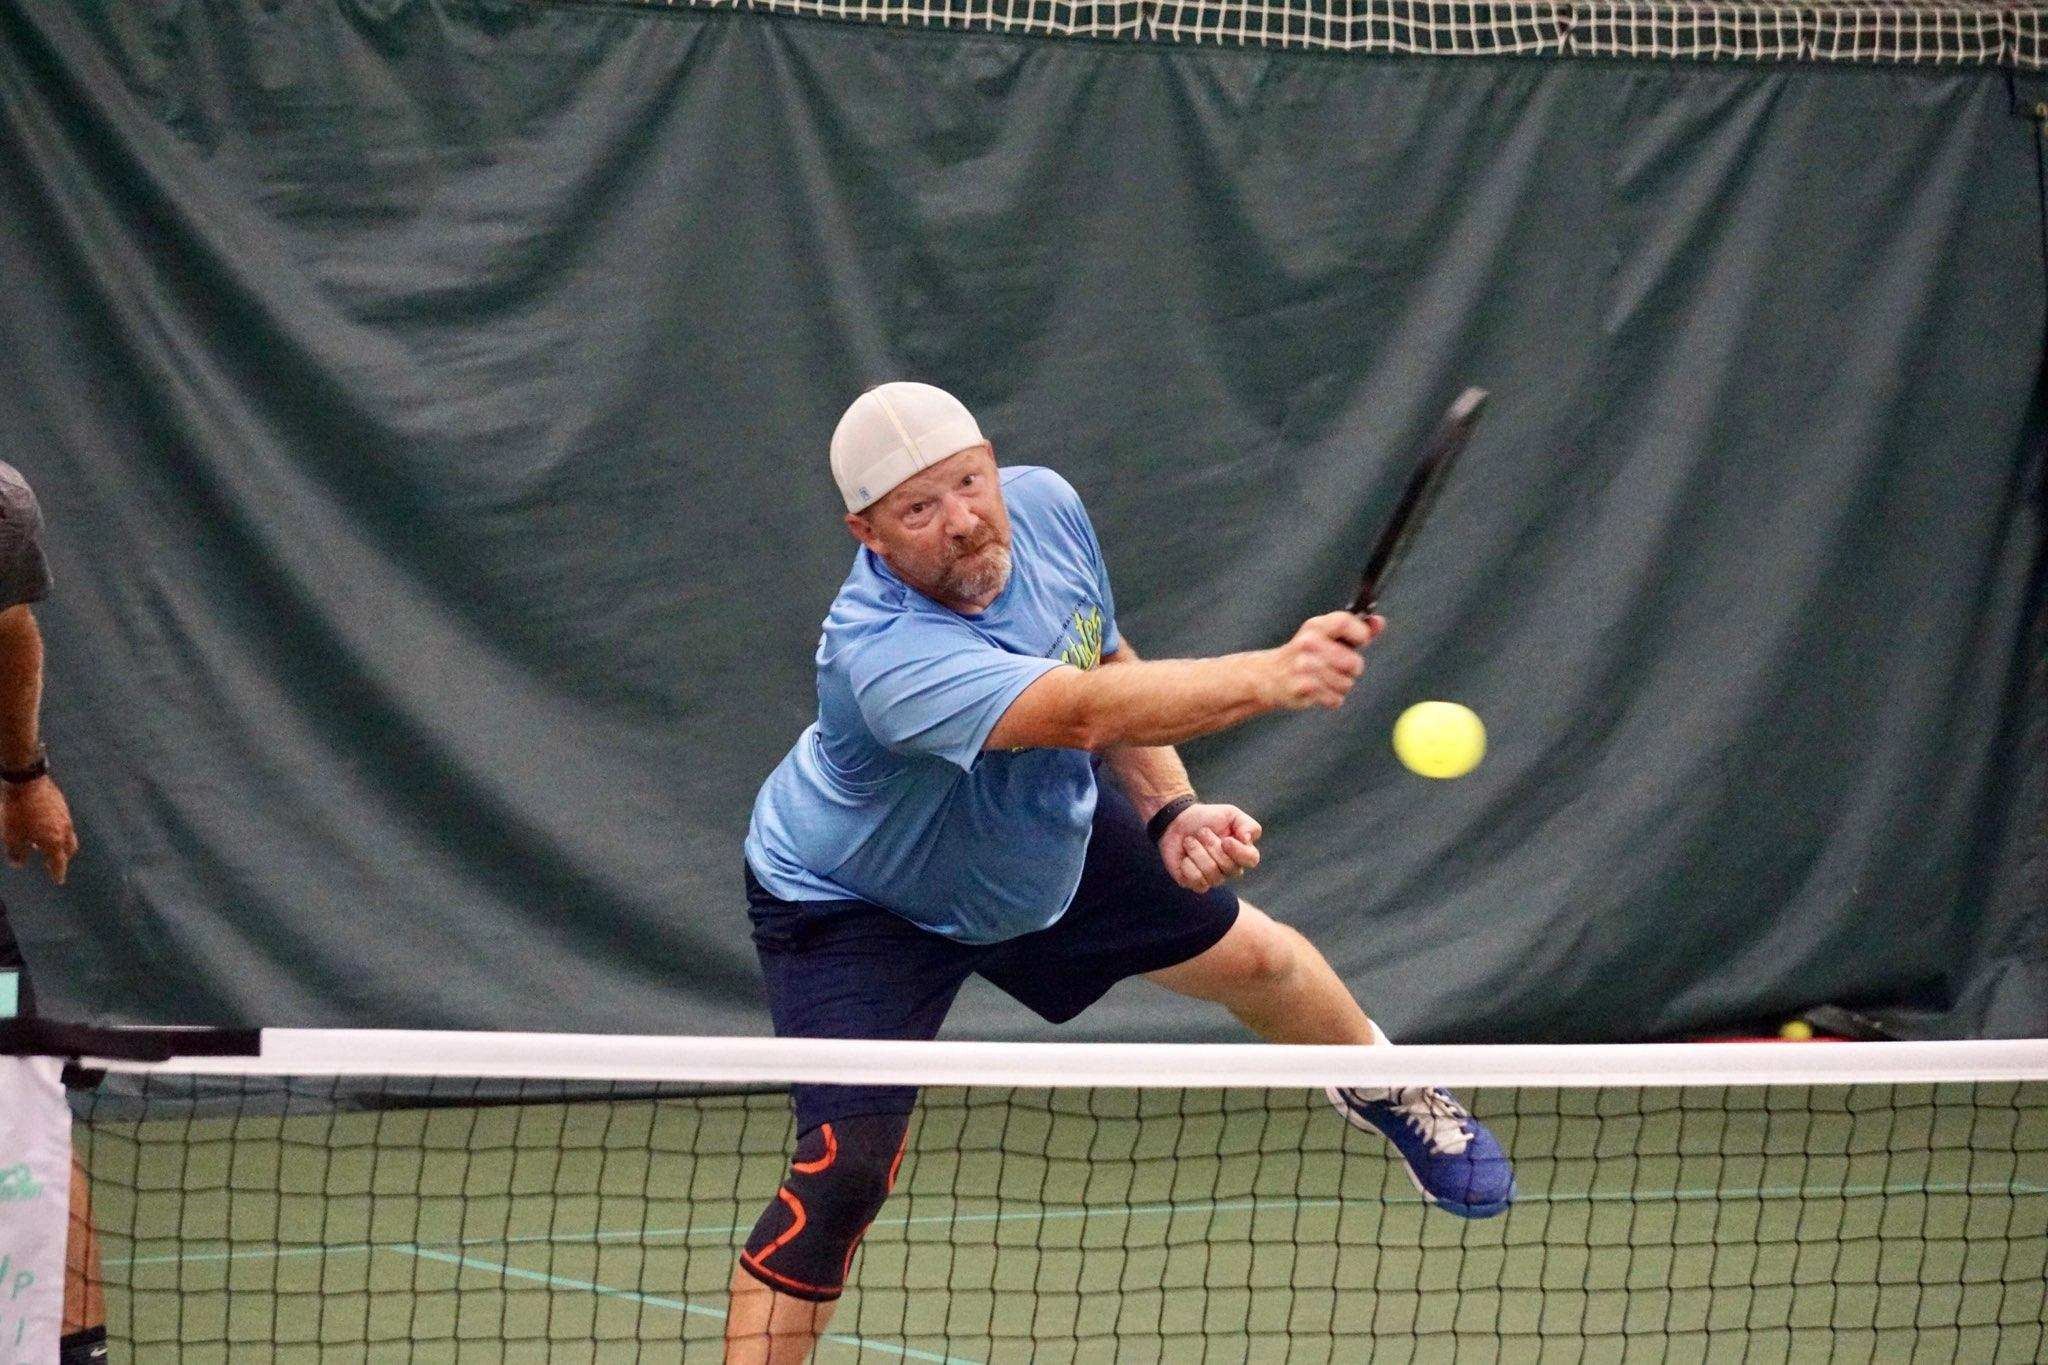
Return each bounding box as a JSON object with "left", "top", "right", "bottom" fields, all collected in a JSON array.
[{"left": 0, "top": 0, "right": 2040, "bottom": 1039}]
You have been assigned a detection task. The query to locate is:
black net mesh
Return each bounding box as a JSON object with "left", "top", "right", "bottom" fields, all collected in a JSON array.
[{"left": 68, "top": 1069, "right": 2048, "bottom": 1361}]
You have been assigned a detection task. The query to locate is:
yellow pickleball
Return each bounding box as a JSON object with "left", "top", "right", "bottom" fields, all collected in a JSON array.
[{"left": 1392, "top": 701, "right": 1486, "bottom": 779}]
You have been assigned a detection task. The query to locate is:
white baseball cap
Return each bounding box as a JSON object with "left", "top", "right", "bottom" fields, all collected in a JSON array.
[{"left": 830, "top": 382, "right": 986, "bottom": 513}]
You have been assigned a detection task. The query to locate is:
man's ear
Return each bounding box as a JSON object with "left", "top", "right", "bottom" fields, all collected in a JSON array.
[{"left": 845, "top": 510, "right": 881, "bottom": 552}]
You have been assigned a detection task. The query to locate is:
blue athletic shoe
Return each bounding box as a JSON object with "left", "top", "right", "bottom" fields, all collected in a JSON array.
[{"left": 1326, "top": 1084, "right": 1515, "bottom": 1218}]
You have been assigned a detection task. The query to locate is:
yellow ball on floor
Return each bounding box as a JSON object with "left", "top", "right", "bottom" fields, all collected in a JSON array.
[
  {"left": 1779, "top": 1020, "right": 1815, "bottom": 1041},
  {"left": 1392, "top": 701, "right": 1486, "bottom": 779}
]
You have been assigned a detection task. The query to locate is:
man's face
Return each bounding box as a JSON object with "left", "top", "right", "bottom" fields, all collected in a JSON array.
[{"left": 846, "top": 444, "right": 1012, "bottom": 612}]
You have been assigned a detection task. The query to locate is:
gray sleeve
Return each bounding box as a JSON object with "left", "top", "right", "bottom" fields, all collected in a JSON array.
[{"left": 0, "top": 464, "right": 53, "bottom": 609}]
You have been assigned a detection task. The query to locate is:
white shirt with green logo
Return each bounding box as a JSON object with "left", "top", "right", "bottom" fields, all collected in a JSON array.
[{"left": 0, "top": 1056, "right": 67, "bottom": 1362}]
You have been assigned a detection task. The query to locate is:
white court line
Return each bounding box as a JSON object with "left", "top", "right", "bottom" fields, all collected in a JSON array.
[{"left": 392, "top": 1244, "right": 982, "bottom": 1364}]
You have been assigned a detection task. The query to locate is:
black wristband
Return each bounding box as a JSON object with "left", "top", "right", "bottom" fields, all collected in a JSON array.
[
  {"left": 0, "top": 747, "right": 47, "bottom": 785},
  {"left": 1146, "top": 794, "right": 1198, "bottom": 843}
]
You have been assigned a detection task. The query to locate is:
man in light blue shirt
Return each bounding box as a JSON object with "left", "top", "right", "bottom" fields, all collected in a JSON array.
[
  {"left": 730, "top": 383, "right": 1513, "bottom": 1361},
  {"left": 745, "top": 455, "right": 1120, "bottom": 943}
]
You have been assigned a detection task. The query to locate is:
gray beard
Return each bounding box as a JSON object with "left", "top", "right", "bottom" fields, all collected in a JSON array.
[{"left": 941, "top": 543, "right": 1012, "bottom": 605}]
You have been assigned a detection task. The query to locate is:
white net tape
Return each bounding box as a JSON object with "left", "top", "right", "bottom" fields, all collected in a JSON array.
[
  {"left": 92, "top": 1031, "right": 2048, "bottom": 1088},
  {"left": 619, "top": 0, "right": 2048, "bottom": 66}
]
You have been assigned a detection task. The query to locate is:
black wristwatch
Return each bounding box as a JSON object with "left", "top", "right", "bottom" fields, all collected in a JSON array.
[
  {"left": 2, "top": 746, "right": 48, "bottom": 785},
  {"left": 1146, "top": 793, "right": 1198, "bottom": 843}
]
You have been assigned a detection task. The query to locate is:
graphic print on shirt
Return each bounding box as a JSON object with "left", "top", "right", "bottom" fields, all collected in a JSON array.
[{"left": 1056, "top": 605, "right": 1105, "bottom": 672}]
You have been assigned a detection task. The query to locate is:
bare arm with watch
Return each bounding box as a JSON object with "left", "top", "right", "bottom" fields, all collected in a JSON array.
[
  {"left": 1095, "top": 642, "right": 1264, "bottom": 894},
  {"left": 0, "top": 604, "right": 76, "bottom": 884},
  {"left": 985, "top": 620, "right": 1385, "bottom": 893},
  {"left": 0, "top": 463, "right": 101, "bottom": 1365}
]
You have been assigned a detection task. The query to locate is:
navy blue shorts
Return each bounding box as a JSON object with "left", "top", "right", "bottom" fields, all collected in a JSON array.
[{"left": 747, "top": 782, "right": 1240, "bottom": 1131}]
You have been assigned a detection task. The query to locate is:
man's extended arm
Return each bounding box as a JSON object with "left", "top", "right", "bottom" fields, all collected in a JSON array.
[
  {"left": 984, "top": 610, "right": 1383, "bottom": 755},
  {"left": 1093, "top": 641, "right": 1197, "bottom": 824},
  {"left": 1095, "top": 640, "right": 1256, "bottom": 893},
  {"left": 0, "top": 604, "right": 77, "bottom": 883}
]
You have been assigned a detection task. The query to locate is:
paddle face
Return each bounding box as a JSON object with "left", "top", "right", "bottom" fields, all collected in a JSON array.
[{"left": 1348, "top": 387, "right": 1488, "bottom": 616}]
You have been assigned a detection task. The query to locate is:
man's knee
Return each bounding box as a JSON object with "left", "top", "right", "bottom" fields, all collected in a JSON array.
[
  {"left": 739, "top": 1113, "right": 909, "bottom": 1302},
  {"left": 1219, "top": 909, "right": 1308, "bottom": 994}
]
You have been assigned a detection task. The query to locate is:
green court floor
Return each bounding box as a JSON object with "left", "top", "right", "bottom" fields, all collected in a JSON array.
[{"left": 82, "top": 1083, "right": 2048, "bottom": 1362}]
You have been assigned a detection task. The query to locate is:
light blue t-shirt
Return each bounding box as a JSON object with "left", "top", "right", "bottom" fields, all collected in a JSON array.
[{"left": 746, "top": 466, "right": 1121, "bottom": 943}]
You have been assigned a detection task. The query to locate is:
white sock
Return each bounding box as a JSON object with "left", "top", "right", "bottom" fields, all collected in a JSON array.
[{"left": 1339, "top": 1018, "right": 1398, "bottom": 1102}]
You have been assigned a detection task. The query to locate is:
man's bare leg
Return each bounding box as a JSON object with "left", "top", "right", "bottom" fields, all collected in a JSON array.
[
  {"left": 1145, "top": 900, "right": 1382, "bottom": 1045},
  {"left": 726, "top": 1263, "right": 837, "bottom": 1364},
  {"left": 65, "top": 1156, "right": 105, "bottom": 1335},
  {"left": 59, "top": 1155, "right": 109, "bottom": 1363},
  {"left": 1150, "top": 898, "right": 1516, "bottom": 1218}
]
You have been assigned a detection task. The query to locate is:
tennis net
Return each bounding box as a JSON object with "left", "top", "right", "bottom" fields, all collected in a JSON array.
[{"left": 20, "top": 1027, "right": 2048, "bottom": 1361}]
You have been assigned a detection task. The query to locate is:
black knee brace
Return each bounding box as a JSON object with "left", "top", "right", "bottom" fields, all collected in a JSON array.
[{"left": 739, "top": 1112, "right": 909, "bottom": 1301}]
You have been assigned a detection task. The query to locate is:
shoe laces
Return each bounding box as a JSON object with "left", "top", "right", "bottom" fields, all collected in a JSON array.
[{"left": 1383, "top": 1087, "right": 1474, "bottom": 1155}]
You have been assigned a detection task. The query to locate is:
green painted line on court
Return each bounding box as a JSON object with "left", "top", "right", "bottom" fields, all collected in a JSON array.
[
  {"left": 104, "top": 1177, "right": 2048, "bottom": 1269},
  {"left": 393, "top": 1244, "right": 981, "bottom": 1365}
]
